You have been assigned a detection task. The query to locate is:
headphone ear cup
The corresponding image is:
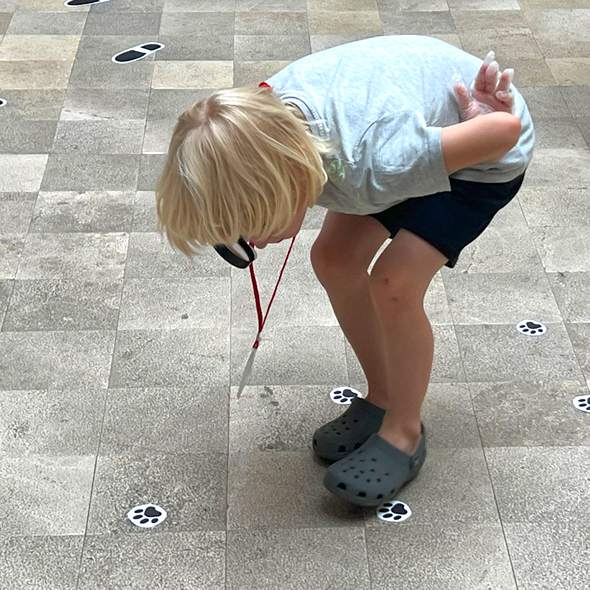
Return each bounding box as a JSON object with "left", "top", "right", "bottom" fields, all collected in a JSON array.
[{"left": 213, "top": 239, "right": 256, "bottom": 268}]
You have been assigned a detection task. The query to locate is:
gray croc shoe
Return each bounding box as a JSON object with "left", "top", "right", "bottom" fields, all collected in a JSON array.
[
  {"left": 323, "top": 425, "right": 426, "bottom": 507},
  {"left": 312, "top": 397, "right": 386, "bottom": 461}
]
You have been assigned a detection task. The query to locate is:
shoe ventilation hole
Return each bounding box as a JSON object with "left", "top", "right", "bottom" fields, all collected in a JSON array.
[
  {"left": 338, "top": 446, "right": 346, "bottom": 452},
  {"left": 377, "top": 494, "right": 383, "bottom": 499},
  {"left": 358, "top": 492, "right": 366, "bottom": 497},
  {"left": 337, "top": 483, "right": 346, "bottom": 490}
]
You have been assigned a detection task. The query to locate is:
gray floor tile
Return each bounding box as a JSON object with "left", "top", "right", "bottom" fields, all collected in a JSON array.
[
  {"left": 16, "top": 232, "right": 128, "bottom": 280},
  {"left": 227, "top": 450, "right": 364, "bottom": 529},
  {"left": 528, "top": 115, "right": 587, "bottom": 148},
  {"left": 231, "top": 326, "right": 348, "bottom": 386},
  {"left": 235, "top": 11, "right": 307, "bottom": 35},
  {"left": 380, "top": 10, "right": 455, "bottom": 34},
  {"left": 0, "top": 535, "right": 83, "bottom": 590},
  {"left": 147, "top": 88, "right": 214, "bottom": 119},
  {"left": 79, "top": 532, "right": 226, "bottom": 590},
  {"left": 559, "top": 85, "right": 590, "bottom": 118},
  {"left": 442, "top": 271, "right": 562, "bottom": 325},
  {"left": 108, "top": 328, "right": 229, "bottom": 389},
  {"left": 61, "top": 88, "right": 150, "bottom": 121},
  {"left": 365, "top": 447, "right": 499, "bottom": 526},
  {"left": 459, "top": 28, "right": 543, "bottom": 63},
  {"left": 41, "top": 154, "right": 140, "bottom": 191},
  {"left": 101, "top": 385, "right": 229, "bottom": 455},
  {"left": 0, "top": 455, "right": 95, "bottom": 536},
  {"left": 0, "top": 11, "right": 11, "bottom": 34},
  {"left": 6, "top": 11, "right": 87, "bottom": 35},
  {"left": 155, "top": 34, "right": 234, "bottom": 60},
  {"left": 486, "top": 446, "right": 590, "bottom": 523},
  {"left": 132, "top": 191, "right": 157, "bottom": 232},
  {"left": 52, "top": 120, "right": 145, "bottom": 154},
  {"left": 565, "top": 322, "right": 590, "bottom": 380},
  {"left": 447, "top": 0, "right": 518, "bottom": 8},
  {"left": 125, "top": 232, "right": 229, "bottom": 278},
  {"left": 2, "top": 278, "right": 123, "bottom": 331},
  {"left": 532, "top": 226, "right": 590, "bottom": 272},
  {"left": 142, "top": 118, "right": 176, "bottom": 154},
  {"left": 0, "top": 279, "right": 12, "bottom": 328},
  {"left": 159, "top": 12, "right": 234, "bottom": 36},
  {"left": 471, "top": 379, "right": 590, "bottom": 447},
  {"left": 420, "top": 382, "right": 482, "bottom": 448},
  {"left": 236, "top": 0, "right": 307, "bottom": 10},
  {"left": 89, "top": 0, "right": 165, "bottom": 12},
  {"left": 0, "top": 154, "right": 47, "bottom": 192},
  {"left": 83, "top": 11, "right": 161, "bottom": 36},
  {"left": 229, "top": 384, "right": 344, "bottom": 453},
  {"left": 0, "top": 386, "right": 105, "bottom": 455},
  {"left": 68, "top": 59, "right": 154, "bottom": 90},
  {"left": 0, "top": 235, "right": 24, "bottom": 280},
  {"left": 450, "top": 9, "right": 527, "bottom": 31},
  {"left": 547, "top": 272, "right": 590, "bottom": 322},
  {"left": 519, "top": 186, "right": 590, "bottom": 226},
  {"left": 0, "top": 120, "right": 57, "bottom": 153},
  {"left": 510, "top": 57, "right": 557, "bottom": 86},
  {"left": 118, "top": 277, "right": 231, "bottom": 330},
  {"left": 0, "top": 89, "right": 65, "bottom": 121},
  {"left": 227, "top": 528, "right": 370, "bottom": 590},
  {"left": 504, "top": 522, "right": 589, "bottom": 590},
  {"left": 137, "top": 153, "right": 166, "bottom": 190},
  {"left": 366, "top": 523, "right": 517, "bottom": 590},
  {"left": 30, "top": 190, "right": 134, "bottom": 233},
  {"left": 73, "top": 34, "right": 157, "bottom": 62},
  {"left": 308, "top": 10, "right": 382, "bottom": 35},
  {"left": 0, "top": 330, "right": 115, "bottom": 390},
  {"left": 234, "top": 34, "right": 311, "bottom": 60},
  {"left": 0, "top": 192, "right": 36, "bottom": 235},
  {"left": 87, "top": 452, "right": 227, "bottom": 533},
  {"left": 165, "top": 0, "right": 236, "bottom": 10},
  {"left": 455, "top": 322, "right": 584, "bottom": 382},
  {"left": 310, "top": 32, "right": 382, "bottom": 52}
]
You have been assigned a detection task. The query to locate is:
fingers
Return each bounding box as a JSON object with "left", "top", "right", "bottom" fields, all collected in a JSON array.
[
  {"left": 484, "top": 60, "right": 500, "bottom": 93},
  {"left": 474, "top": 50, "right": 495, "bottom": 92},
  {"left": 496, "top": 68, "right": 514, "bottom": 92},
  {"left": 453, "top": 83, "right": 473, "bottom": 113}
]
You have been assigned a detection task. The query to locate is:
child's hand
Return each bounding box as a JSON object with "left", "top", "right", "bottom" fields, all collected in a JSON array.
[{"left": 453, "top": 51, "right": 515, "bottom": 121}]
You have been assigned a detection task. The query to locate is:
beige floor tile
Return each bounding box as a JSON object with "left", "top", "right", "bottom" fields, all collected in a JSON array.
[
  {"left": 234, "top": 59, "right": 292, "bottom": 86},
  {"left": 152, "top": 61, "right": 233, "bottom": 89},
  {"left": 429, "top": 32, "right": 462, "bottom": 48},
  {"left": 307, "top": 0, "right": 378, "bottom": 10},
  {"left": 0, "top": 35, "right": 80, "bottom": 61},
  {"left": 18, "top": 0, "right": 91, "bottom": 10},
  {"left": 0, "top": 60, "right": 73, "bottom": 89},
  {"left": 546, "top": 57, "right": 590, "bottom": 85},
  {"left": 308, "top": 11, "right": 383, "bottom": 35},
  {"left": 0, "top": 154, "right": 47, "bottom": 192}
]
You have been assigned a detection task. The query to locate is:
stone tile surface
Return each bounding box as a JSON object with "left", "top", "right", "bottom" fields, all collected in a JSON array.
[{"left": 2, "top": 2, "right": 590, "bottom": 589}]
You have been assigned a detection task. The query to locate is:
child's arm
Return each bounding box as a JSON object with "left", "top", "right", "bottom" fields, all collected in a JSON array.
[{"left": 440, "top": 111, "right": 521, "bottom": 175}]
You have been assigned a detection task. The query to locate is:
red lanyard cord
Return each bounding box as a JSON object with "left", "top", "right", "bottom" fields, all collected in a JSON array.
[{"left": 248, "top": 236, "right": 296, "bottom": 349}]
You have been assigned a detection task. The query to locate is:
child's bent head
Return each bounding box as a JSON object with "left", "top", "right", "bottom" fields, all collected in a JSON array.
[{"left": 156, "top": 85, "right": 330, "bottom": 258}]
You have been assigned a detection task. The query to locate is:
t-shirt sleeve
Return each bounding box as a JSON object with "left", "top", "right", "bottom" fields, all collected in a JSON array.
[{"left": 355, "top": 110, "right": 451, "bottom": 203}]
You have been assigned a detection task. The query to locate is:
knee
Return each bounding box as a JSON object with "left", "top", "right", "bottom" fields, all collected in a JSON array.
[
  {"left": 368, "top": 269, "right": 424, "bottom": 310},
  {"left": 310, "top": 239, "right": 365, "bottom": 288}
]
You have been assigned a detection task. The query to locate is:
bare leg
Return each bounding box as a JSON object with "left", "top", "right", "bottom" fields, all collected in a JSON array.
[
  {"left": 368, "top": 229, "right": 448, "bottom": 454},
  {"left": 311, "top": 212, "right": 392, "bottom": 409}
]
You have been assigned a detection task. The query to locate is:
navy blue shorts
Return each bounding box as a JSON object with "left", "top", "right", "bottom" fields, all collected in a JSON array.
[{"left": 370, "top": 172, "right": 526, "bottom": 269}]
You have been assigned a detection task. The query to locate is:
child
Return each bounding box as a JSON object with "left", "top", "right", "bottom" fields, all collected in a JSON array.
[{"left": 156, "top": 35, "right": 534, "bottom": 508}]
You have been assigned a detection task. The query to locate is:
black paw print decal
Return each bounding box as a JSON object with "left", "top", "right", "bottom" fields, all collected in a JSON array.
[
  {"left": 573, "top": 395, "right": 590, "bottom": 414},
  {"left": 330, "top": 386, "right": 362, "bottom": 405},
  {"left": 126, "top": 503, "right": 167, "bottom": 528},
  {"left": 377, "top": 500, "right": 411, "bottom": 522},
  {"left": 516, "top": 320, "right": 546, "bottom": 336}
]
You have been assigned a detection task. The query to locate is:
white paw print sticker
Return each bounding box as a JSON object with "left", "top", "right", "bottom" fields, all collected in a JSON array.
[
  {"left": 573, "top": 395, "right": 590, "bottom": 414},
  {"left": 516, "top": 320, "right": 546, "bottom": 336},
  {"left": 330, "top": 386, "right": 362, "bottom": 405},
  {"left": 377, "top": 500, "right": 411, "bottom": 522},
  {"left": 127, "top": 503, "right": 167, "bottom": 528}
]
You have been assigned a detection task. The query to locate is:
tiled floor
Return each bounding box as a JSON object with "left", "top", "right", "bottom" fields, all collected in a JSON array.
[{"left": 1, "top": 0, "right": 589, "bottom": 588}]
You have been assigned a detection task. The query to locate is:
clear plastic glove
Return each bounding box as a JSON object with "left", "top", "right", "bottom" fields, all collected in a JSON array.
[{"left": 453, "top": 51, "right": 515, "bottom": 122}]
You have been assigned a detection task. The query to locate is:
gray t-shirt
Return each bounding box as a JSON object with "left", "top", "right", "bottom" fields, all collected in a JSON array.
[{"left": 267, "top": 35, "right": 535, "bottom": 215}]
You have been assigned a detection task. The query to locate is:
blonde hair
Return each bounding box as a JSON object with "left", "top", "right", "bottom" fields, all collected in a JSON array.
[{"left": 155, "top": 85, "right": 332, "bottom": 258}]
